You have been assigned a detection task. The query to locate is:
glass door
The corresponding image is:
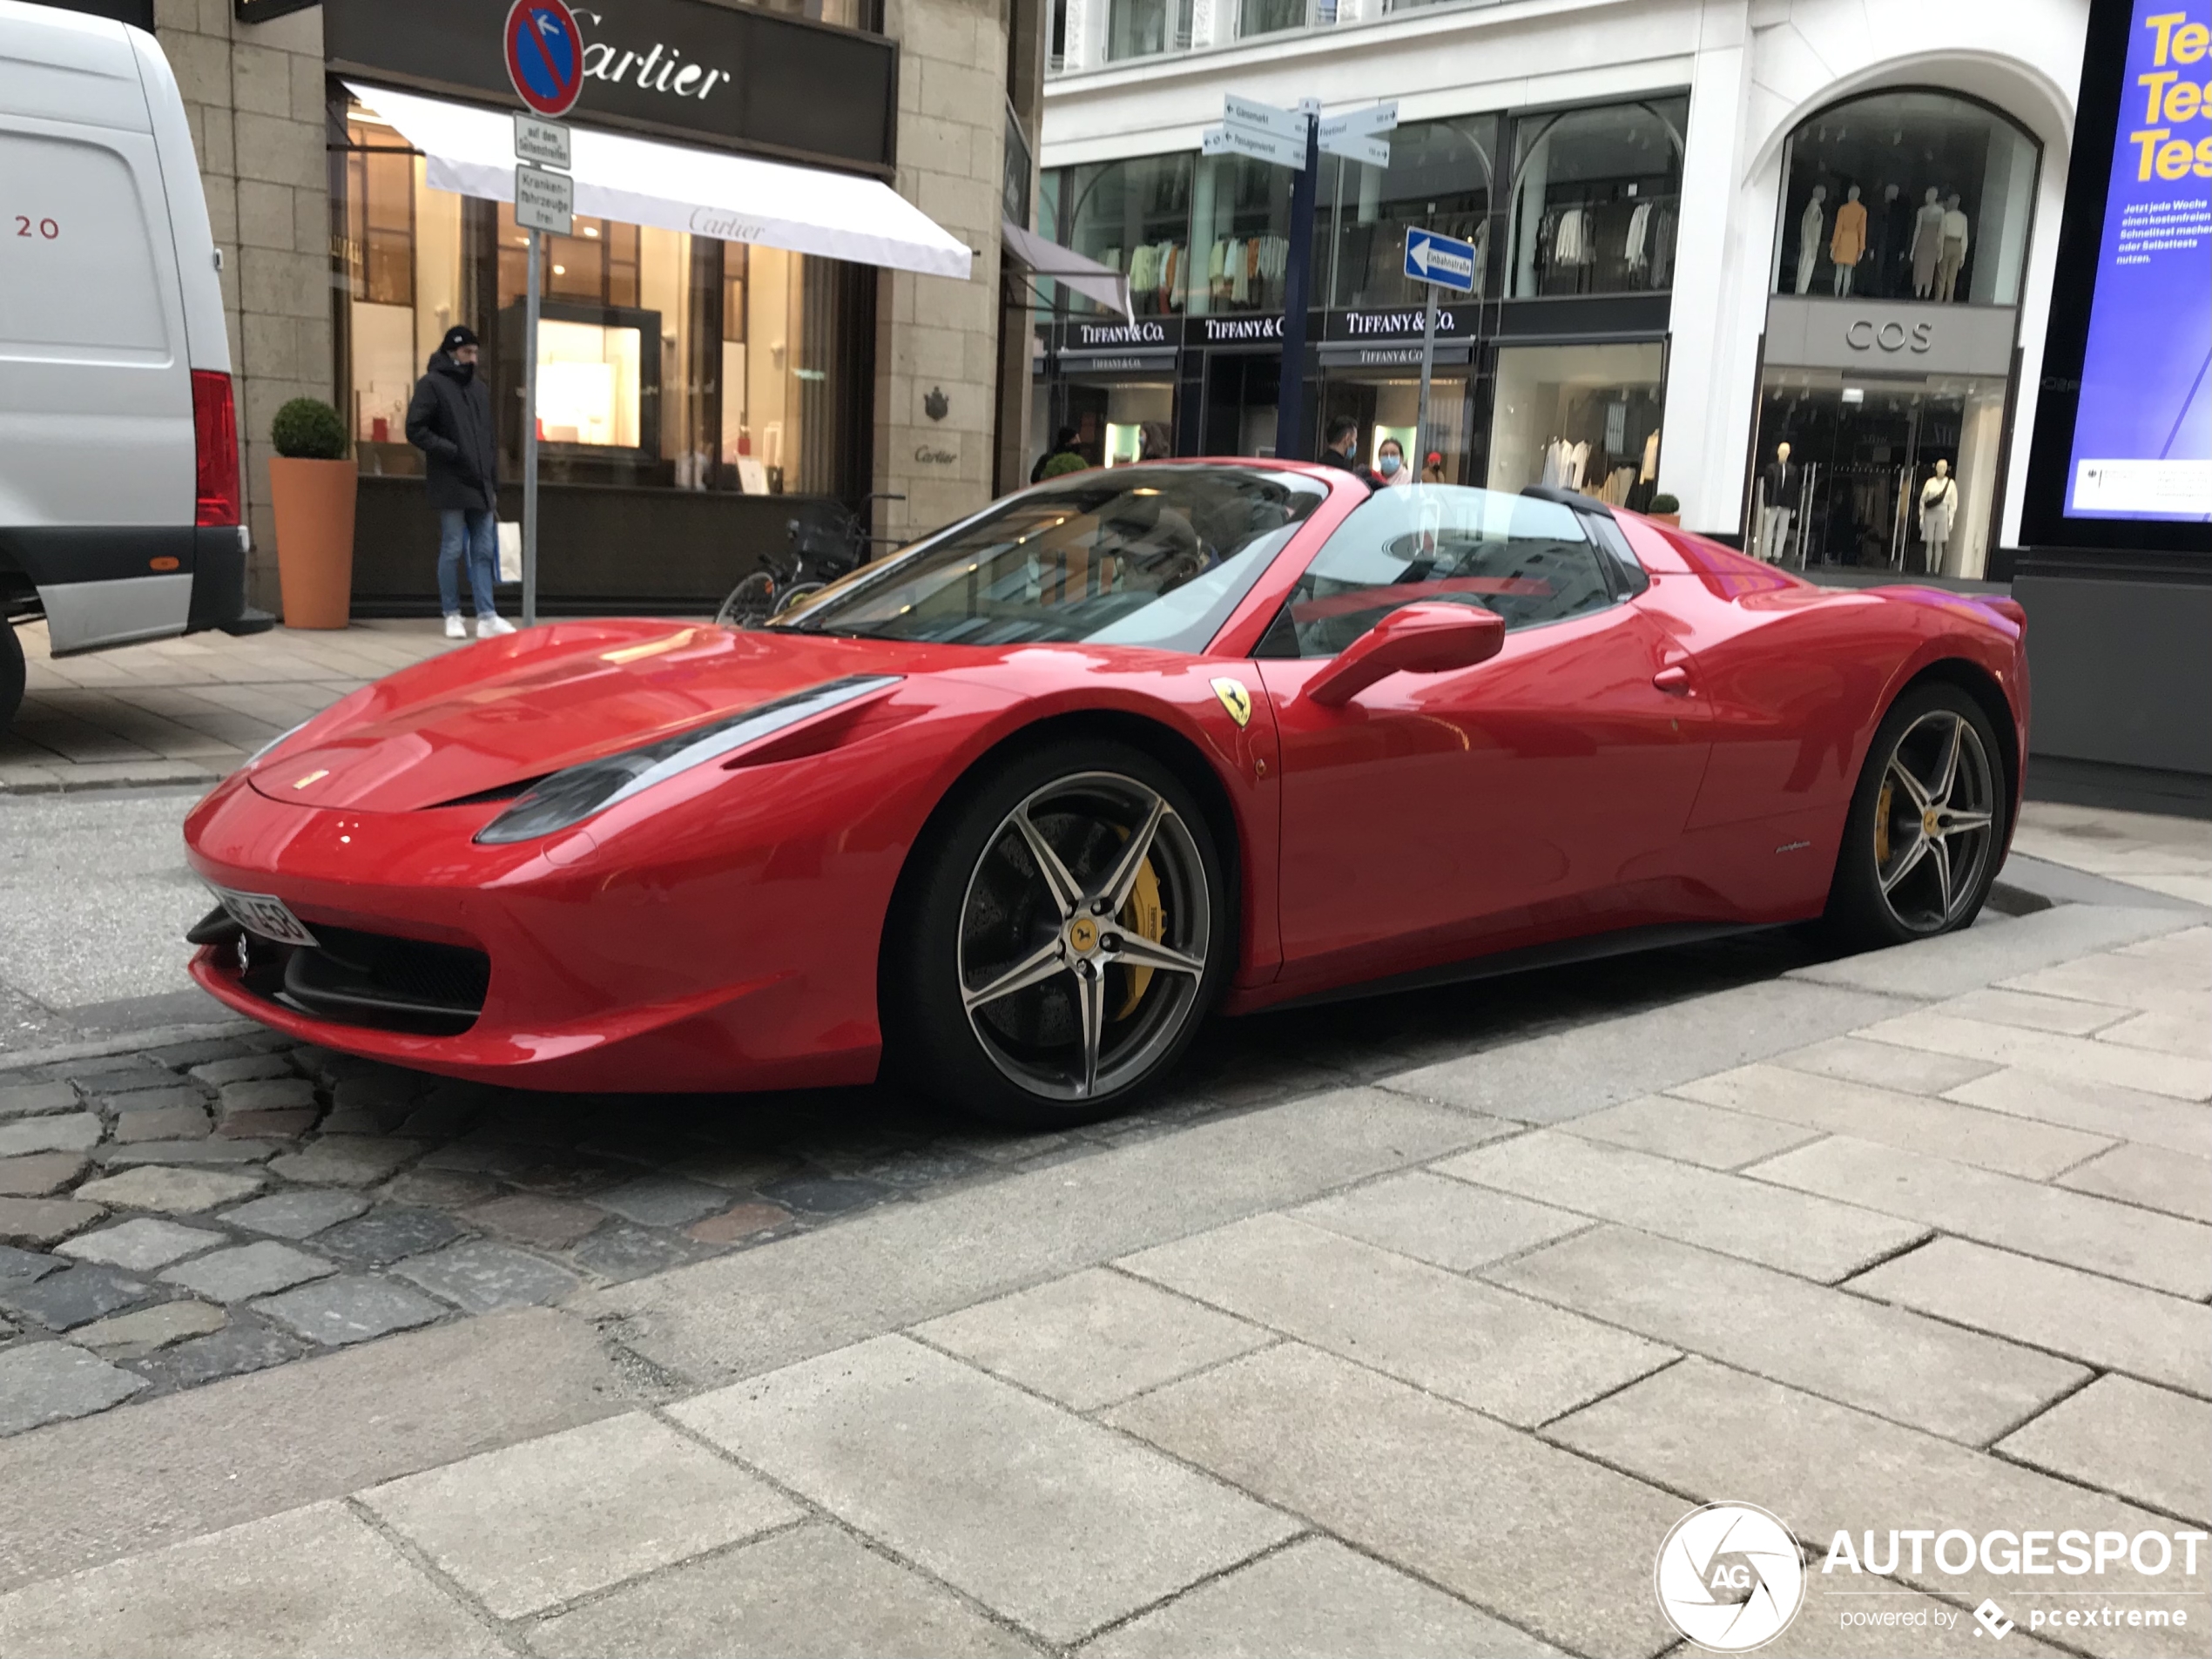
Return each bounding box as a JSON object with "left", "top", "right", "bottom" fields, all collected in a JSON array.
[{"left": 1752, "top": 373, "right": 2005, "bottom": 576}]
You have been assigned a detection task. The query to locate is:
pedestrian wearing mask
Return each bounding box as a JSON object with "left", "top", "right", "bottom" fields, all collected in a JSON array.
[
  {"left": 406, "top": 325, "right": 511, "bottom": 641},
  {"left": 1374, "top": 437, "right": 1408, "bottom": 485}
]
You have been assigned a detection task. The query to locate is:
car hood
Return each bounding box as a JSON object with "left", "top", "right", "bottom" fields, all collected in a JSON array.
[{"left": 248, "top": 622, "right": 999, "bottom": 813}]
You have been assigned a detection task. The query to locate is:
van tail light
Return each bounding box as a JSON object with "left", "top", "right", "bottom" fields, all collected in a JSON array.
[{"left": 192, "top": 368, "right": 241, "bottom": 528}]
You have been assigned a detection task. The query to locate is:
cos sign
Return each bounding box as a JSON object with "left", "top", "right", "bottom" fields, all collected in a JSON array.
[{"left": 1846, "top": 318, "right": 1934, "bottom": 354}]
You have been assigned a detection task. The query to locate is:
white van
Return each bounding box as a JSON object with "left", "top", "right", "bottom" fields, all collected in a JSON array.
[{"left": 0, "top": 0, "right": 257, "bottom": 728}]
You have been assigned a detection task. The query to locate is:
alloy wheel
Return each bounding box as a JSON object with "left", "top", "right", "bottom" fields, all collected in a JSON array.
[
  {"left": 1871, "top": 708, "right": 1997, "bottom": 934},
  {"left": 957, "top": 771, "right": 1211, "bottom": 1102}
]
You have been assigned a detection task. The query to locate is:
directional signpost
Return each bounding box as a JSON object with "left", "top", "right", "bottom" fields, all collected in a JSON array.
[
  {"left": 1403, "top": 226, "right": 1475, "bottom": 483},
  {"left": 504, "top": 0, "right": 584, "bottom": 627},
  {"left": 1195, "top": 98, "right": 1394, "bottom": 461}
]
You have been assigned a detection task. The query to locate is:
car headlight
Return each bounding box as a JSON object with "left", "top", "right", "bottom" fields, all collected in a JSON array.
[{"left": 474, "top": 675, "right": 899, "bottom": 846}]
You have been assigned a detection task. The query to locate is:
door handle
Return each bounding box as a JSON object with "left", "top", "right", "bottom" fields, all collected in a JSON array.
[{"left": 1652, "top": 665, "right": 1691, "bottom": 695}]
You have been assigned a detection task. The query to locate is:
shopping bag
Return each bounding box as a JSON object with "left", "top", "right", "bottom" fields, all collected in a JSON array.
[{"left": 496, "top": 521, "right": 522, "bottom": 583}]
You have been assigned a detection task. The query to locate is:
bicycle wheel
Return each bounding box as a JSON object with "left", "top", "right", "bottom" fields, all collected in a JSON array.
[
  {"left": 716, "top": 572, "right": 777, "bottom": 629},
  {"left": 772, "top": 581, "right": 827, "bottom": 617}
]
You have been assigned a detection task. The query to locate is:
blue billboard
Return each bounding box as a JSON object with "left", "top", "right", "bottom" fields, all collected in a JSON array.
[{"left": 2063, "top": 0, "right": 2212, "bottom": 523}]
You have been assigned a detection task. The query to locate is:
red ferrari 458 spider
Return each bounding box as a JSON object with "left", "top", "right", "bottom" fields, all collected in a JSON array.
[{"left": 184, "top": 463, "right": 2027, "bottom": 1124}]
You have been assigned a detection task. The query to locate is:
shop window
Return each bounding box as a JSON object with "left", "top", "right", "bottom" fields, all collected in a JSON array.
[
  {"left": 1507, "top": 98, "right": 1686, "bottom": 299},
  {"left": 1749, "top": 368, "right": 2009, "bottom": 577},
  {"left": 339, "top": 112, "right": 422, "bottom": 460},
  {"left": 1188, "top": 153, "right": 1294, "bottom": 315},
  {"left": 1774, "top": 90, "right": 2039, "bottom": 305},
  {"left": 1320, "top": 374, "right": 1474, "bottom": 486},
  {"left": 1321, "top": 117, "right": 1501, "bottom": 308},
  {"left": 331, "top": 93, "right": 865, "bottom": 500},
  {"left": 1106, "top": 0, "right": 1191, "bottom": 60},
  {"left": 1487, "top": 341, "right": 1666, "bottom": 509},
  {"left": 1060, "top": 153, "right": 1191, "bottom": 318},
  {"left": 1260, "top": 487, "right": 1615, "bottom": 658}
]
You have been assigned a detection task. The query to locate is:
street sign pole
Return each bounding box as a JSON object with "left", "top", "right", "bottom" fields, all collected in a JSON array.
[
  {"left": 502, "top": 0, "right": 583, "bottom": 631},
  {"left": 523, "top": 226, "right": 541, "bottom": 627},
  {"left": 1277, "top": 107, "right": 1318, "bottom": 462},
  {"left": 1416, "top": 283, "right": 1438, "bottom": 477}
]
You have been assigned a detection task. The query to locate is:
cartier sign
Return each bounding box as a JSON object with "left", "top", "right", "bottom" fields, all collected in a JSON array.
[
  {"left": 325, "top": 0, "right": 898, "bottom": 173},
  {"left": 1764, "top": 296, "right": 2018, "bottom": 378}
]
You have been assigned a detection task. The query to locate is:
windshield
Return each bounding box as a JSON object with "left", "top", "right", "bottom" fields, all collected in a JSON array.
[{"left": 775, "top": 467, "right": 1328, "bottom": 651}]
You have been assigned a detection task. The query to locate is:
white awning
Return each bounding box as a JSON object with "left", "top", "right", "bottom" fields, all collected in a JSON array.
[
  {"left": 1001, "top": 219, "right": 1131, "bottom": 323},
  {"left": 346, "top": 82, "right": 973, "bottom": 281}
]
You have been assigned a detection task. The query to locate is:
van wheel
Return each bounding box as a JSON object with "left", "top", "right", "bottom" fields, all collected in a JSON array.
[{"left": 0, "top": 624, "right": 24, "bottom": 731}]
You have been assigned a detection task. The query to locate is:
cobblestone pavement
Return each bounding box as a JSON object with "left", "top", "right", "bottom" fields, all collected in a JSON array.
[
  {"left": 0, "top": 805, "right": 2202, "bottom": 1657},
  {"left": 0, "top": 926, "right": 1832, "bottom": 1429}
]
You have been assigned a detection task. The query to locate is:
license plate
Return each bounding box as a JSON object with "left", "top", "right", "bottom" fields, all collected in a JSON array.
[{"left": 211, "top": 886, "right": 320, "bottom": 949}]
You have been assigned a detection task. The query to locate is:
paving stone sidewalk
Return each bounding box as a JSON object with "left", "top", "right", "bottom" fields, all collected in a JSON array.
[
  {"left": 0, "top": 860, "right": 2203, "bottom": 1654},
  {"left": 1, "top": 619, "right": 467, "bottom": 795}
]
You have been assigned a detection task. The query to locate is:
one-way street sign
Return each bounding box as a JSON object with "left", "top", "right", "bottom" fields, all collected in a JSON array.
[{"left": 1404, "top": 227, "right": 1476, "bottom": 292}]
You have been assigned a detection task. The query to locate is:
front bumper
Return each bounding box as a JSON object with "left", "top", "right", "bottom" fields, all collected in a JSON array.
[{"left": 182, "top": 769, "right": 894, "bottom": 1094}]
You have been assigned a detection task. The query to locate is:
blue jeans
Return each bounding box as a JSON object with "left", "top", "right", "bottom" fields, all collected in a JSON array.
[{"left": 437, "top": 509, "right": 499, "bottom": 618}]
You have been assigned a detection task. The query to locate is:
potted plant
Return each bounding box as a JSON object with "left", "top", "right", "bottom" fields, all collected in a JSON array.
[
  {"left": 267, "top": 397, "right": 356, "bottom": 630},
  {"left": 1647, "top": 492, "right": 1681, "bottom": 526}
]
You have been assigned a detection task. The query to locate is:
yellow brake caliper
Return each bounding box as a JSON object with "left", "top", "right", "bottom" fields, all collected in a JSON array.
[
  {"left": 1874, "top": 779, "right": 1892, "bottom": 866},
  {"left": 1116, "top": 854, "right": 1164, "bottom": 1019}
]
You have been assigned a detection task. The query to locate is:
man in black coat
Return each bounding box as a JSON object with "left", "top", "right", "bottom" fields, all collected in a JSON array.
[{"left": 406, "top": 325, "right": 511, "bottom": 639}]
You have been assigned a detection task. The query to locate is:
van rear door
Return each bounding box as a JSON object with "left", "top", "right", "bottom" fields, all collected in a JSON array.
[{"left": 0, "top": 3, "right": 197, "bottom": 651}]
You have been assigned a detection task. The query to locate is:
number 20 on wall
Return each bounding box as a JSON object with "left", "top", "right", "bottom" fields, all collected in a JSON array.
[{"left": 14, "top": 216, "right": 60, "bottom": 239}]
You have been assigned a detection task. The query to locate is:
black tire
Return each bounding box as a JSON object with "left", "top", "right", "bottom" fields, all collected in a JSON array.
[
  {"left": 0, "top": 622, "right": 23, "bottom": 732},
  {"left": 882, "top": 738, "right": 1232, "bottom": 1127},
  {"left": 1824, "top": 682, "right": 2007, "bottom": 951},
  {"left": 716, "top": 572, "right": 777, "bottom": 629}
]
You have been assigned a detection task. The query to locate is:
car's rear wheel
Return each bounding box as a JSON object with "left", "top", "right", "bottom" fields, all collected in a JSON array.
[
  {"left": 886, "top": 740, "right": 1230, "bottom": 1126},
  {"left": 0, "top": 623, "right": 22, "bottom": 731},
  {"left": 1825, "top": 683, "right": 2006, "bottom": 950}
]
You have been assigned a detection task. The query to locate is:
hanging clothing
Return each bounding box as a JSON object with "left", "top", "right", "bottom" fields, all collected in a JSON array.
[
  {"left": 1552, "top": 207, "right": 1588, "bottom": 266},
  {"left": 1624, "top": 202, "right": 1654, "bottom": 270},
  {"left": 1649, "top": 206, "right": 1676, "bottom": 288},
  {"left": 1640, "top": 428, "right": 1660, "bottom": 484}
]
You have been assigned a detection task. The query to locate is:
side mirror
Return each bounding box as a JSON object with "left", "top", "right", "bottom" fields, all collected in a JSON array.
[{"left": 1305, "top": 602, "right": 1505, "bottom": 708}]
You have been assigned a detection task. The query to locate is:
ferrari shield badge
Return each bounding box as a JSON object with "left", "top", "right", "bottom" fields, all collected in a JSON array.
[{"left": 1210, "top": 677, "right": 1253, "bottom": 728}]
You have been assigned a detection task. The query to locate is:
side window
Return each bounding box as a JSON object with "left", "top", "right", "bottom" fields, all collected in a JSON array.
[{"left": 1259, "top": 486, "right": 1618, "bottom": 658}]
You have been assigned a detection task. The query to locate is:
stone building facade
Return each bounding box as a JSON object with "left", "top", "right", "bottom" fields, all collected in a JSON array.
[
  {"left": 50, "top": 0, "right": 1038, "bottom": 609},
  {"left": 151, "top": 0, "right": 333, "bottom": 604}
]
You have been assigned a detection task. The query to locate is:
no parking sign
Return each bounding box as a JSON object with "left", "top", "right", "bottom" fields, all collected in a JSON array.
[{"left": 504, "top": 0, "right": 585, "bottom": 118}]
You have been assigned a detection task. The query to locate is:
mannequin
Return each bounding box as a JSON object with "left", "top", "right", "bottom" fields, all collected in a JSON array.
[
  {"left": 1936, "top": 192, "right": 1971, "bottom": 301},
  {"left": 1830, "top": 185, "right": 1869, "bottom": 295},
  {"left": 1797, "top": 185, "right": 1826, "bottom": 294},
  {"left": 1909, "top": 187, "right": 1946, "bottom": 299},
  {"left": 1760, "top": 441, "right": 1801, "bottom": 563},
  {"left": 1875, "top": 183, "right": 1910, "bottom": 297},
  {"left": 1919, "top": 459, "right": 1959, "bottom": 573}
]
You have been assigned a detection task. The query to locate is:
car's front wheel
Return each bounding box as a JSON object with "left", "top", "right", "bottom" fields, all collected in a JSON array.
[
  {"left": 1825, "top": 683, "right": 2007, "bottom": 949},
  {"left": 886, "top": 740, "right": 1230, "bottom": 1126}
]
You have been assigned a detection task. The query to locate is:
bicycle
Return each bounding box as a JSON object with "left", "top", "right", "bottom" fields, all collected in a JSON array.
[{"left": 716, "top": 494, "right": 906, "bottom": 629}]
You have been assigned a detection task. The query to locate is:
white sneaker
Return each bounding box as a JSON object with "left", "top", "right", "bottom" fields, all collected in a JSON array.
[
  {"left": 443, "top": 613, "right": 467, "bottom": 639},
  {"left": 476, "top": 614, "right": 516, "bottom": 639}
]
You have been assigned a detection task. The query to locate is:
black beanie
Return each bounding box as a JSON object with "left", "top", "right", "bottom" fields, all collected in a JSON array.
[{"left": 441, "top": 325, "right": 480, "bottom": 354}]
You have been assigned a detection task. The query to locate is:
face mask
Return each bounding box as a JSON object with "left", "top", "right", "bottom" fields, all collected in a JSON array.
[{"left": 1378, "top": 454, "right": 1401, "bottom": 476}]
